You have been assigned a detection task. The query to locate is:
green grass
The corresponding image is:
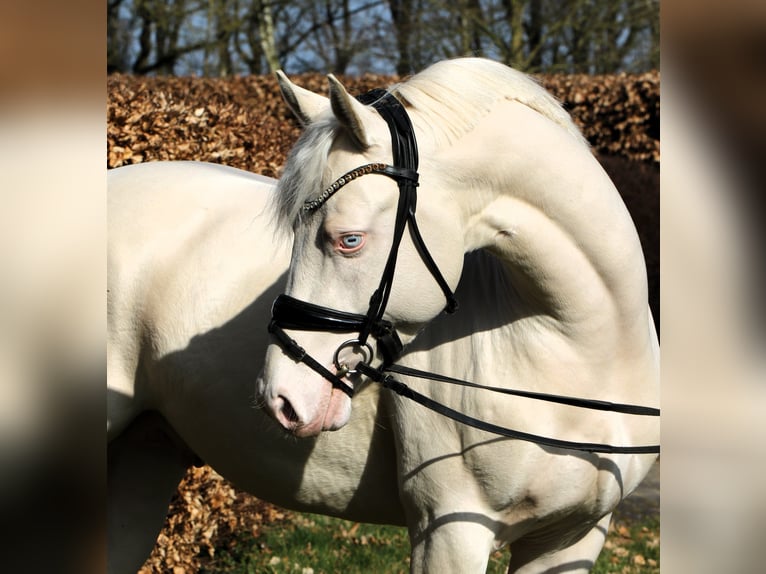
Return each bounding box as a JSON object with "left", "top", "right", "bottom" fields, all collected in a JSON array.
[
  {"left": 593, "top": 517, "right": 660, "bottom": 574},
  {"left": 202, "top": 514, "right": 410, "bottom": 574},
  {"left": 203, "top": 511, "right": 658, "bottom": 573}
]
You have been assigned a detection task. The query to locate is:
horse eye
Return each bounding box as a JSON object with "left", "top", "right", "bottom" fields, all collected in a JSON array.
[{"left": 338, "top": 233, "right": 365, "bottom": 252}]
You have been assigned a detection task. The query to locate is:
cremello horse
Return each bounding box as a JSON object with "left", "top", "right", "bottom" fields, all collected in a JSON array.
[
  {"left": 107, "top": 162, "right": 404, "bottom": 573},
  {"left": 258, "top": 58, "right": 660, "bottom": 572},
  {"left": 106, "top": 160, "right": 609, "bottom": 574}
]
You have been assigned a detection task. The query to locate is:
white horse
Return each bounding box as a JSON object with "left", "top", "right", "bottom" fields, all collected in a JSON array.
[
  {"left": 258, "top": 58, "right": 660, "bottom": 572},
  {"left": 107, "top": 160, "right": 611, "bottom": 574},
  {"left": 107, "top": 161, "right": 405, "bottom": 573}
]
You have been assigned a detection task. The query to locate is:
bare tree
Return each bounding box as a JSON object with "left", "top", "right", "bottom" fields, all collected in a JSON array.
[
  {"left": 203, "top": 0, "right": 235, "bottom": 75},
  {"left": 388, "top": 0, "right": 416, "bottom": 74},
  {"left": 156, "top": 0, "right": 187, "bottom": 74},
  {"left": 280, "top": 0, "right": 387, "bottom": 74},
  {"left": 525, "top": 0, "right": 542, "bottom": 69},
  {"left": 303, "top": 0, "right": 356, "bottom": 73},
  {"left": 253, "top": 0, "right": 281, "bottom": 72},
  {"left": 108, "top": 0, "right": 130, "bottom": 73},
  {"left": 455, "top": 0, "right": 484, "bottom": 57},
  {"left": 228, "top": 0, "right": 283, "bottom": 74},
  {"left": 127, "top": 0, "right": 215, "bottom": 75},
  {"left": 106, "top": 0, "right": 658, "bottom": 76}
]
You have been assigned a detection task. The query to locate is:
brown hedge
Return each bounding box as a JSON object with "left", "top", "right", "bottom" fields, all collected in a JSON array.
[
  {"left": 540, "top": 71, "right": 659, "bottom": 163},
  {"left": 107, "top": 70, "right": 659, "bottom": 175}
]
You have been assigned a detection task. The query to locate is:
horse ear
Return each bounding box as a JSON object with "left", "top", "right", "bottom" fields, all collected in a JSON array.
[
  {"left": 327, "top": 74, "right": 377, "bottom": 149},
  {"left": 276, "top": 70, "right": 328, "bottom": 126}
]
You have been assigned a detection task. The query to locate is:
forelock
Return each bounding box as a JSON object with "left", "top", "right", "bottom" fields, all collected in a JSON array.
[{"left": 271, "top": 116, "right": 339, "bottom": 230}]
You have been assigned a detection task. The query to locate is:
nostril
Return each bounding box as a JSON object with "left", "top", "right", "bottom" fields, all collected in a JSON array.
[{"left": 279, "top": 395, "right": 300, "bottom": 424}]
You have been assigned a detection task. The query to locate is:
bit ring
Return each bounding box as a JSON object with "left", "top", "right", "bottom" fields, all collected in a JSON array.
[{"left": 333, "top": 339, "right": 374, "bottom": 376}]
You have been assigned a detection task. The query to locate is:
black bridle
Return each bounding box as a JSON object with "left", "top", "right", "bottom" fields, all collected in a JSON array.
[
  {"left": 268, "top": 88, "right": 458, "bottom": 397},
  {"left": 267, "top": 88, "right": 660, "bottom": 455}
]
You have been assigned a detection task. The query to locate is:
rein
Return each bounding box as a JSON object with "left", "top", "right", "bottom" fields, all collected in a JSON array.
[
  {"left": 357, "top": 364, "right": 659, "bottom": 454},
  {"left": 268, "top": 87, "right": 660, "bottom": 454}
]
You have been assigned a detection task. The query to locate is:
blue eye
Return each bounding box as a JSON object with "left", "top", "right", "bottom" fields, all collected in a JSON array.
[
  {"left": 338, "top": 233, "right": 365, "bottom": 252},
  {"left": 341, "top": 235, "right": 362, "bottom": 247}
]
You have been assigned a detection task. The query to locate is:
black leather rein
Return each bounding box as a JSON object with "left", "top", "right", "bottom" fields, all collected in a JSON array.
[
  {"left": 357, "top": 363, "right": 660, "bottom": 454},
  {"left": 267, "top": 87, "right": 660, "bottom": 454}
]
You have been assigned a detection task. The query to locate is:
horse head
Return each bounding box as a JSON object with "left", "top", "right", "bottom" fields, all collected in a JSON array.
[
  {"left": 258, "top": 59, "right": 656, "bottom": 443},
  {"left": 256, "top": 71, "right": 464, "bottom": 436}
]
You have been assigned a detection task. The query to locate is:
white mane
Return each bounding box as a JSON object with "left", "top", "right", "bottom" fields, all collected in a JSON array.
[
  {"left": 390, "top": 58, "right": 586, "bottom": 148},
  {"left": 274, "top": 58, "right": 587, "bottom": 228}
]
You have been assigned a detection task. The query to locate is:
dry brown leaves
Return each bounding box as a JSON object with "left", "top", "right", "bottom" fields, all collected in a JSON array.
[
  {"left": 108, "top": 74, "right": 298, "bottom": 177},
  {"left": 107, "top": 71, "right": 659, "bottom": 177},
  {"left": 604, "top": 522, "right": 660, "bottom": 573},
  {"left": 540, "top": 71, "right": 660, "bottom": 163},
  {"left": 138, "top": 466, "right": 288, "bottom": 574}
]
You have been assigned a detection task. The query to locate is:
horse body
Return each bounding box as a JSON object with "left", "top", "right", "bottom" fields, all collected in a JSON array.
[
  {"left": 109, "top": 59, "right": 659, "bottom": 573},
  {"left": 389, "top": 251, "right": 657, "bottom": 571},
  {"left": 107, "top": 161, "right": 403, "bottom": 574},
  {"left": 259, "top": 58, "right": 659, "bottom": 572}
]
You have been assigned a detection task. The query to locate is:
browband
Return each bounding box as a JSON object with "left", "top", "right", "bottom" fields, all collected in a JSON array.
[{"left": 303, "top": 163, "right": 419, "bottom": 213}]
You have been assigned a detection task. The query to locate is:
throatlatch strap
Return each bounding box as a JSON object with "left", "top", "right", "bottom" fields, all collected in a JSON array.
[
  {"left": 359, "top": 90, "right": 458, "bottom": 323},
  {"left": 406, "top": 211, "right": 459, "bottom": 313}
]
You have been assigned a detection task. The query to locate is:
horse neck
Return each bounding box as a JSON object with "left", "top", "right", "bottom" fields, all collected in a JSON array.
[{"left": 425, "top": 100, "right": 650, "bottom": 348}]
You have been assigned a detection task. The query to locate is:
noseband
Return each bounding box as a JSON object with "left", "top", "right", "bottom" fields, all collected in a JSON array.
[{"left": 268, "top": 89, "right": 458, "bottom": 398}]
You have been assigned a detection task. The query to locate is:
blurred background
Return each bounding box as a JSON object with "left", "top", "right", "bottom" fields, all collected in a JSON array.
[
  {"left": 105, "top": 0, "right": 659, "bottom": 76},
  {"left": 2, "top": 0, "right": 766, "bottom": 572}
]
